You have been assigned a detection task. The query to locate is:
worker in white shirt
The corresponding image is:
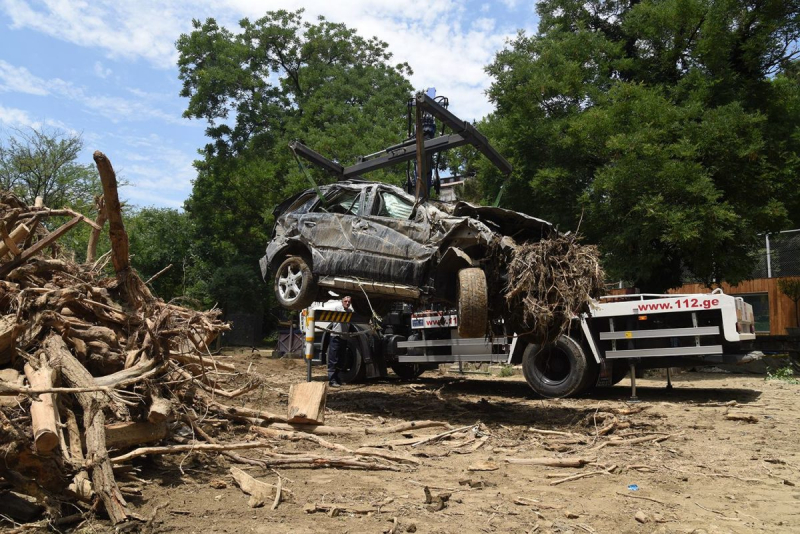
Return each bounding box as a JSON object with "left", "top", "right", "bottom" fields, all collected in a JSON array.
[{"left": 327, "top": 295, "right": 353, "bottom": 387}]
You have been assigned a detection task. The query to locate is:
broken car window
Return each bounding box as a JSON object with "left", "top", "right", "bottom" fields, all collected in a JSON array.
[
  {"left": 287, "top": 193, "right": 317, "bottom": 215},
  {"left": 318, "top": 190, "right": 362, "bottom": 215},
  {"left": 376, "top": 191, "right": 414, "bottom": 219}
]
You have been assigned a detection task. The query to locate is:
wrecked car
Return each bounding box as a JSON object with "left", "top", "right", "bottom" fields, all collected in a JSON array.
[
  {"left": 260, "top": 92, "right": 603, "bottom": 340},
  {"left": 259, "top": 179, "right": 556, "bottom": 338}
]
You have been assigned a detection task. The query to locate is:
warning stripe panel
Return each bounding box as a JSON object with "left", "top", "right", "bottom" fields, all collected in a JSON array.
[{"left": 316, "top": 311, "right": 353, "bottom": 323}]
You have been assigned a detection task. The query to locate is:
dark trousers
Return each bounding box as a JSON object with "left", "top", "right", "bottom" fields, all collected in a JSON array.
[{"left": 327, "top": 335, "right": 347, "bottom": 383}]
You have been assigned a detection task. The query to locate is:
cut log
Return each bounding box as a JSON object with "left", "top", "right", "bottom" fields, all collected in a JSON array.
[
  {"left": 23, "top": 358, "right": 60, "bottom": 454},
  {"left": 0, "top": 222, "right": 30, "bottom": 259},
  {"left": 287, "top": 381, "right": 328, "bottom": 424},
  {"left": 147, "top": 395, "right": 172, "bottom": 424},
  {"left": 105, "top": 421, "right": 168, "bottom": 450}
]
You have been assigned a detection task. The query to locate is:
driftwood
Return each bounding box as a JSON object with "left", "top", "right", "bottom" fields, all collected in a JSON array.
[
  {"left": 550, "top": 465, "right": 617, "bottom": 486},
  {"left": 0, "top": 174, "right": 232, "bottom": 525},
  {"left": 110, "top": 441, "right": 272, "bottom": 463},
  {"left": 250, "top": 426, "right": 420, "bottom": 466},
  {"left": 412, "top": 423, "right": 476, "bottom": 447},
  {"left": 46, "top": 334, "right": 130, "bottom": 524},
  {"left": 250, "top": 425, "right": 351, "bottom": 452},
  {"left": 265, "top": 419, "right": 449, "bottom": 436},
  {"left": 591, "top": 433, "right": 676, "bottom": 451},
  {"left": 505, "top": 457, "right": 591, "bottom": 468},
  {"left": 94, "top": 150, "right": 153, "bottom": 309},
  {"left": 230, "top": 467, "right": 294, "bottom": 508}
]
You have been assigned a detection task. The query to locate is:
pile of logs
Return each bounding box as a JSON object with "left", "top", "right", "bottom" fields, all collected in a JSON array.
[{"left": 0, "top": 152, "right": 230, "bottom": 526}]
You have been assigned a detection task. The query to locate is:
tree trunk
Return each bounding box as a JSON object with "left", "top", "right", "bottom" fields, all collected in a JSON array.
[
  {"left": 45, "top": 334, "right": 129, "bottom": 524},
  {"left": 93, "top": 151, "right": 153, "bottom": 310}
]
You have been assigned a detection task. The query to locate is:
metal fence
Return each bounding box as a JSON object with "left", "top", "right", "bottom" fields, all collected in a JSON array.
[{"left": 753, "top": 229, "right": 800, "bottom": 278}]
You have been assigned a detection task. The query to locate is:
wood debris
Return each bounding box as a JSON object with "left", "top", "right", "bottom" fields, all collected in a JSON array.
[{"left": 0, "top": 154, "right": 229, "bottom": 526}]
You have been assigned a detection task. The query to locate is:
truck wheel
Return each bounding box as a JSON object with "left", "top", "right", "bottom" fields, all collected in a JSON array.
[
  {"left": 522, "top": 336, "right": 594, "bottom": 398},
  {"left": 391, "top": 363, "right": 425, "bottom": 380},
  {"left": 457, "top": 268, "right": 488, "bottom": 338},
  {"left": 331, "top": 327, "right": 368, "bottom": 384},
  {"left": 274, "top": 256, "right": 317, "bottom": 310}
]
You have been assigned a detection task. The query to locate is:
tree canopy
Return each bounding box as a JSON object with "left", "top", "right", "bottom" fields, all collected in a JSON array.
[
  {"left": 481, "top": 0, "right": 800, "bottom": 291},
  {"left": 0, "top": 127, "right": 100, "bottom": 211},
  {"left": 176, "top": 9, "right": 413, "bottom": 312}
]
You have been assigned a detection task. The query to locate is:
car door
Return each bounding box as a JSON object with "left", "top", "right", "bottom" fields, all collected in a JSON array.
[{"left": 355, "top": 186, "right": 436, "bottom": 286}]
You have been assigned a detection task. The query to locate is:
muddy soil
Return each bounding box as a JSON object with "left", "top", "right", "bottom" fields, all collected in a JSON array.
[{"left": 115, "top": 351, "right": 798, "bottom": 533}]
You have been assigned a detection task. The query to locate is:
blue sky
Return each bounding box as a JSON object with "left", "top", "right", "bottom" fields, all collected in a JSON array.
[{"left": 0, "top": 1, "right": 539, "bottom": 209}]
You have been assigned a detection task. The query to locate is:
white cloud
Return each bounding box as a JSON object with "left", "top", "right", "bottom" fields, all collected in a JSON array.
[
  {"left": 0, "top": 59, "right": 188, "bottom": 125},
  {"left": 0, "top": 1, "right": 535, "bottom": 120},
  {"left": 93, "top": 61, "right": 112, "bottom": 79},
  {"left": 0, "top": 105, "right": 75, "bottom": 133},
  {"left": 0, "top": 60, "right": 50, "bottom": 95},
  {"left": 0, "top": 105, "right": 36, "bottom": 127}
]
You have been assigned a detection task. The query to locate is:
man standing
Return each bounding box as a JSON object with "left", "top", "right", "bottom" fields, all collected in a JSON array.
[{"left": 327, "top": 295, "right": 353, "bottom": 387}]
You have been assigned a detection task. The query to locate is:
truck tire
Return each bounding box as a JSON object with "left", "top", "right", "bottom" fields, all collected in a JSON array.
[
  {"left": 323, "top": 326, "right": 368, "bottom": 384},
  {"left": 522, "top": 336, "right": 595, "bottom": 398},
  {"left": 391, "top": 363, "right": 425, "bottom": 380},
  {"left": 457, "top": 268, "right": 488, "bottom": 338},
  {"left": 274, "top": 255, "right": 317, "bottom": 310}
]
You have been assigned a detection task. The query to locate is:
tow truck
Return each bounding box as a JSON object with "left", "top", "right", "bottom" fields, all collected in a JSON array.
[{"left": 302, "top": 289, "right": 757, "bottom": 398}]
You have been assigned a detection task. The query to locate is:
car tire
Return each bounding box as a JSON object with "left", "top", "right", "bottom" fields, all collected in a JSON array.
[
  {"left": 457, "top": 268, "right": 488, "bottom": 338},
  {"left": 391, "top": 363, "right": 425, "bottom": 380},
  {"left": 521, "top": 336, "right": 594, "bottom": 398},
  {"left": 274, "top": 255, "right": 317, "bottom": 310}
]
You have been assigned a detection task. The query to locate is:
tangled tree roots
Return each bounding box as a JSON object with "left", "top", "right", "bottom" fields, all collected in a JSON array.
[{"left": 503, "top": 235, "right": 604, "bottom": 342}]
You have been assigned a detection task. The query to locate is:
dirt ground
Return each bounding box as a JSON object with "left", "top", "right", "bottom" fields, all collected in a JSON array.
[{"left": 124, "top": 351, "right": 798, "bottom": 534}]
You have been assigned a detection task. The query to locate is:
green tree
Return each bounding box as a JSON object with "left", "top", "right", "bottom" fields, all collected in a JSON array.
[
  {"left": 176, "top": 10, "right": 413, "bottom": 313},
  {"left": 482, "top": 0, "right": 800, "bottom": 291},
  {"left": 0, "top": 127, "right": 100, "bottom": 211},
  {"left": 126, "top": 208, "right": 198, "bottom": 303}
]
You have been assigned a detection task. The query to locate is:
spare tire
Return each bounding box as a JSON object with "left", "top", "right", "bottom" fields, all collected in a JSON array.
[
  {"left": 457, "top": 268, "right": 488, "bottom": 338},
  {"left": 274, "top": 255, "right": 317, "bottom": 310},
  {"left": 522, "top": 336, "right": 595, "bottom": 398}
]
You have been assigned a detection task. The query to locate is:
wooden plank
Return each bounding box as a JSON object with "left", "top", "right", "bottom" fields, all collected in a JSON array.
[{"left": 287, "top": 382, "right": 328, "bottom": 424}]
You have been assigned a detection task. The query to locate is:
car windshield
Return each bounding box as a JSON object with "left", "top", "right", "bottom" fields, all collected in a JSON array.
[{"left": 376, "top": 190, "right": 413, "bottom": 219}]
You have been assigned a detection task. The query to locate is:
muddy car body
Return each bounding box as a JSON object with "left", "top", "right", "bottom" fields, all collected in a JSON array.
[{"left": 260, "top": 180, "right": 554, "bottom": 334}]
